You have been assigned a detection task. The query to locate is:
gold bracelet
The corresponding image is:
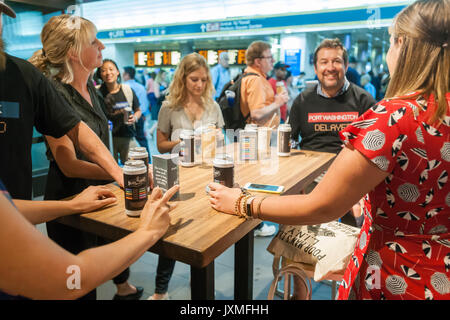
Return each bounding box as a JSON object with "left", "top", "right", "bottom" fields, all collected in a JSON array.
[{"left": 235, "top": 193, "right": 247, "bottom": 217}]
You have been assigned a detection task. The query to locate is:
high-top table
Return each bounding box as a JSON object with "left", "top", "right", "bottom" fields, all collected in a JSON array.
[{"left": 56, "top": 148, "right": 336, "bottom": 300}]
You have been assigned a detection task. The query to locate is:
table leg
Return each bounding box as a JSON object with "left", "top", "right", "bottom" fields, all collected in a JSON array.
[
  {"left": 234, "top": 230, "right": 254, "bottom": 300},
  {"left": 190, "top": 262, "right": 215, "bottom": 300}
]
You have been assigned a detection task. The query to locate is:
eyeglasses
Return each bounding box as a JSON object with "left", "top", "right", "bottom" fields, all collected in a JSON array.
[{"left": 258, "top": 55, "right": 274, "bottom": 60}]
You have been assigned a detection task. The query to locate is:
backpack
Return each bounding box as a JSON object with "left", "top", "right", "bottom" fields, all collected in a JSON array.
[
  {"left": 217, "top": 72, "right": 258, "bottom": 130},
  {"left": 121, "top": 83, "right": 134, "bottom": 108}
]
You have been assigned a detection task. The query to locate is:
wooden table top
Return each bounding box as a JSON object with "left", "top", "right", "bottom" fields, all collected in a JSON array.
[{"left": 57, "top": 148, "right": 336, "bottom": 268}]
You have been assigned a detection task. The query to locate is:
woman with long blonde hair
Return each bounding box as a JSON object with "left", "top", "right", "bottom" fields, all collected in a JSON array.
[
  {"left": 29, "top": 14, "right": 144, "bottom": 300},
  {"left": 156, "top": 52, "right": 223, "bottom": 153},
  {"left": 151, "top": 53, "right": 224, "bottom": 300},
  {"left": 209, "top": 0, "right": 449, "bottom": 300}
]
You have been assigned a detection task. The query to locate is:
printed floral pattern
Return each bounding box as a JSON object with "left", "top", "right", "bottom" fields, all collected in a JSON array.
[{"left": 337, "top": 93, "right": 450, "bottom": 300}]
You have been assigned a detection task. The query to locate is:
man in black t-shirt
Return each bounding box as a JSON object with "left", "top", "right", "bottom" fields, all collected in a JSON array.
[
  {"left": 0, "top": 11, "right": 123, "bottom": 200},
  {"left": 289, "top": 39, "right": 376, "bottom": 155},
  {"left": 288, "top": 39, "right": 376, "bottom": 227}
]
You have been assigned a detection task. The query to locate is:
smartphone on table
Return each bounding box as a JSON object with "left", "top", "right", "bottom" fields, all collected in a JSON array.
[{"left": 243, "top": 183, "right": 284, "bottom": 194}]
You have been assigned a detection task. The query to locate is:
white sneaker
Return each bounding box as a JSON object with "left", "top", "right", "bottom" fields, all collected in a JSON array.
[{"left": 254, "top": 224, "right": 276, "bottom": 237}]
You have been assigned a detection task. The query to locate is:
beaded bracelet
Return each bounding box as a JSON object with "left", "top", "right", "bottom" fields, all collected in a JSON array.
[{"left": 234, "top": 193, "right": 247, "bottom": 217}]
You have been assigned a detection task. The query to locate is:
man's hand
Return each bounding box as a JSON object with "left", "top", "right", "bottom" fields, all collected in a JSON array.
[{"left": 274, "top": 91, "right": 289, "bottom": 107}]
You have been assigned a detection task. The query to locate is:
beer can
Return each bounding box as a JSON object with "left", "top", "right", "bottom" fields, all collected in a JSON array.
[
  {"left": 123, "top": 106, "right": 133, "bottom": 125},
  {"left": 180, "top": 130, "right": 195, "bottom": 167},
  {"left": 128, "top": 147, "right": 150, "bottom": 192},
  {"left": 244, "top": 123, "right": 258, "bottom": 130},
  {"left": 257, "top": 127, "right": 272, "bottom": 159},
  {"left": 213, "top": 155, "right": 234, "bottom": 188},
  {"left": 123, "top": 160, "right": 148, "bottom": 217},
  {"left": 277, "top": 124, "right": 291, "bottom": 156},
  {"left": 239, "top": 129, "right": 258, "bottom": 161}
]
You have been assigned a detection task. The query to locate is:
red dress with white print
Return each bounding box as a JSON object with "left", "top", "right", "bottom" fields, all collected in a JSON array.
[{"left": 337, "top": 93, "right": 450, "bottom": 300}]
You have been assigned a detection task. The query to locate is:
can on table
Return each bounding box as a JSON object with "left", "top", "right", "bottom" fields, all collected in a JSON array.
[
  {"left": 128, "top": 147, "right": 150, "bottom": 192},
  {"left": 180, "top": 129, "right": 195, "bottom": 167},
  {"left": 123, "top": 160, "right": 148, "bottom": 217},
  {"left": 213, "top": 155, "right": 234, "bottom": 188},
  {"left": 239, "top": 128, "right": 258, "bottom": 161},
  {"left": 244, "top": 123, "right": 258, "bottom": 130},
  {"left": 200, "top": 124, "right": 216, "bottom": 164},
  {"left": 277, "top": 123, "right": 291, "bottom": 156},
  {"left": 257, "top": 127, "right": 272, "bottom": 159}
]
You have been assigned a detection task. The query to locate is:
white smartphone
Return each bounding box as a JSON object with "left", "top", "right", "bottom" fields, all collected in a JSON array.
[{"left": 244, "top": 183, "right": 284, "bottom": 194}]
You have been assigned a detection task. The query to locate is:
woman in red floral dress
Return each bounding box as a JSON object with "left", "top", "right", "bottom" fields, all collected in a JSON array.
[{"left": 208, "top": 0, "right": 449, "bottom": 300}]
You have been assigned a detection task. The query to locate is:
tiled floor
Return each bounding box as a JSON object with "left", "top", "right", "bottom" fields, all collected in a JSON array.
[{"left": 34, "top": 118, "right": 336, "bottom": 300}]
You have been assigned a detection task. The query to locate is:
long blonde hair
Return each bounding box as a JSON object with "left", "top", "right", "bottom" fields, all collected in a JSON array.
[
  {"left": 29, "top": 14, "right": 97, "bottom": 83},
  {"left": 385, "top": 0, "right": 449, "bottom": 124},
  {"left": 164, "top": 53, "right": 214, "bottom": 110}
]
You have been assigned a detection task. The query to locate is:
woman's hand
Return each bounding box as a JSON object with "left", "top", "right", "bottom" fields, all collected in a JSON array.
[
  {"left": 138, "top": 185, "right": 179, "bottom": 238},
  {"left": 148, "top": 164, "right": 154, "bottom": 189},
  {"left": 208, "top": 182, "right": 241, "bottom": 215},
  {"left": 127, "top": 114, "right": 136, "bottom": 124},
  {"left": 69, "top": 185, "right": 117, "bottom": 213}
]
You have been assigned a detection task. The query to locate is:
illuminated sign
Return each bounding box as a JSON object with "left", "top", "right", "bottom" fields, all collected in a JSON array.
[
  {"left": 135, "top": 49, "right": 246, "bottom": 67},
  {"left": 197, "top": 49, "right": 246, "bottom": 66},
  {"left": 134, "top": 51, "right": 181, "bottom": 67},
  {"left": 98, "top": 5, "right": 405, "bottom": 41}
]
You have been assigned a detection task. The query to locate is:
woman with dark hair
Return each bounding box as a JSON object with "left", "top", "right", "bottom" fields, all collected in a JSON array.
[
  {"left": 209, "top": 0, "right": 449, "bottom": 300},
  {"left": 98, "top": 59, "right": 142, "bottom": 165}
]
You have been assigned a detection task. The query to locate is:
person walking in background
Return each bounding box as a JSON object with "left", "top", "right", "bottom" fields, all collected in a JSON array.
[
  {"left": 146, "top": 71, "right": 158, "bottom": 137},
  {"left": 29, "top": 15, "right": 144, "bottom": 300},
  {"left": 368, "top": 70, "right": 381, "bottom": 100},
  {"left": 379, "top": 71, "right": 390, "bottom": 100},
  {"left": 123, "top": 66, "right": 151, "bottom": 156},
  {"left": 209, "top": 0, "right": 449, "bottom": 300},
  {"left": 211, "top": 51, "right": 231, "bottom": 100},
  {"left": 285, "top": 70, "right": 299, "bottom": 116},
  {"left": 148, "top": 69, "right": 169, "bottom": 137},
  {"left": 297, "top": 71, "right": 307, "bottom": 92},
  {"left": 361, "top": 73, "right": 377, "bottom": 100},
  {"left": 98, "top": 59, "right": 142, "bottom": 165},
  {"left": 346, "top": 56, "right": 361, "bottom": 87},
  {"left": 268, "top": 61, "right": 289, "bottom": 122}
]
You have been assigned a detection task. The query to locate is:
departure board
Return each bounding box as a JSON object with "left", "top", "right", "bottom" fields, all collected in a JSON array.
[
  {"left": 134, "top": 51, "right": 181, "bottom": 67},
  {"left": 196, "top": 49, "right": 247, "bottom": 66},
  {"left": 134, "top": 49, "right": 246, "bottom": 67}
]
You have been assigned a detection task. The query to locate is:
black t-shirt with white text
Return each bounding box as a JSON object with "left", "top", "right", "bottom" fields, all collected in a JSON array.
[
  {"left": 288, "top": 83, "right": 376, "bottom": 154},
  {"left": 0, "top": 54, "right": 81, "bottom": 199},
  {"left": 99, "top": 85, "right": 140, "bottom": 138}
]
